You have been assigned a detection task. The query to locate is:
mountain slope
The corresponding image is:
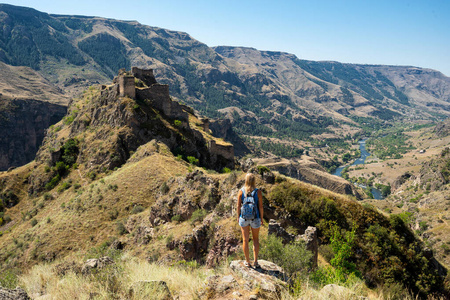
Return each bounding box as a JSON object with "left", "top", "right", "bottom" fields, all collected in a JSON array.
[
  {"left": 0, "top": 76, "right": 448, "bottom": 296},
  {"left": 1, "top": 3, "right": 450, "bottom": 123}
]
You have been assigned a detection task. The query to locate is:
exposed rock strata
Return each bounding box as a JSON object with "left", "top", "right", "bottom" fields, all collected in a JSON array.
[
  {"left": 254, "top": 156, "right": 363, "bottom": 199},
  {"left": 0, "top": 98, "right": 66, "bottom": 171}
]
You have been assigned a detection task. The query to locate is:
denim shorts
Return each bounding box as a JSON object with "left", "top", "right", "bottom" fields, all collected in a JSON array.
[{"left": 239, "top": 217, "right": 261, "bottom": 228}]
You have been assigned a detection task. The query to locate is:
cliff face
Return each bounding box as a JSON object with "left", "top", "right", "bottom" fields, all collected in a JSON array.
[
  {"left": 253, "top": 156, "right": 364, "bottom": 199},
  {"left": 0, "top": 97, "right": 66, "bottom": 171}
]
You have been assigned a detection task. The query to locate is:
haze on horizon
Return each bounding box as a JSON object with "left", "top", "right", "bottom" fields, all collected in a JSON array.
[{"left": 2, "top": 0, "right": 450, "bottom": 76}]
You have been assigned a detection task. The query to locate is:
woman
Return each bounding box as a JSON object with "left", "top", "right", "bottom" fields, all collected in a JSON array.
[{"left": 237, "top": 173, "right": 264, "bottom": 268}]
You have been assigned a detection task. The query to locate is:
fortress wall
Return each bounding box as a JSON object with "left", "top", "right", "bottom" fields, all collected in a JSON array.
[
  {"left": 136, "top": 84, "right": 188, "bottom": 121},
  {"left": 132, "top": 67, "right": 157, "bottom": 86},
  {"left": 208, "top": 140, "right": 234, "bottom": 163},
  {"left": 118, "top": 76, "right": 136, "bottom": 98}
]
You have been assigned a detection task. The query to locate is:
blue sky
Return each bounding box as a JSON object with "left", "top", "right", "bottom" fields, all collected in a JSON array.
[{"left": 3, "top": 0, "right": 450, "bottom": 76}]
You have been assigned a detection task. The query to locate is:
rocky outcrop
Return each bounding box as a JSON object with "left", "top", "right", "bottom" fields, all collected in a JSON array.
[
  {"left": 0, "top": 98, "right": 66, "bottom": 171},
  {"left": 416, "top": 148, "right": 450, "bottom": 191},
  {"left": 268, "top": 219, "right": 296, "bottom": 244},
  {"left": 81, "top": 256, "right": 114, "bottom": 275},
  {"left": 253, "top": 157, "right": 364, "bottom": 199},
  {"left": 204, "top": 275, "right": 238, "bottom": 296},
  {"left": 206, "top": 229, "right": 240, "bottom": 268},
  {"left": 229, "top": 260, "right": 287, "bottom": 296},
  {"left": 434, "top": 118, "right": 450, "bottom": 138},
  {"left": 28, "top": 68, "right": 234, "bottom": 193},
  {"left": 149, "top": 170, "right": 220, "bottom": 225},
  {"left": 392, "top": 172, "right": 415, "bottom": 190},
  {"left": 167, "top": 224, "right": 210, "bottom": 261},
  {"left": 0, "top": 287, "right": 31, "bottom": 300},
  {"left": 209, "top": 118, "right": 250, "bottom": 157},
  {"left": 268, "top": 219, "right": 318, "bottom": 269},
  {"left": 300, "top": 226, "right": 318, "bottom": 269}
]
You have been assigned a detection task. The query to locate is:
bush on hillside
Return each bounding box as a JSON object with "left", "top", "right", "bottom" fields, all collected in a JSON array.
[
  {"left": 267, "top": 180, "right": 447, "bottom": 297},
  {"left": 259, "top": 234, "right": 312, "bottom": 279}
]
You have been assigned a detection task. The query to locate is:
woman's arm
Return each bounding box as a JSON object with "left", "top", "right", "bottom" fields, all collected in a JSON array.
[
  {"left": 258, "top": 189, "right": 263, "bottom": 225},
  {"left": 237, "top": 190, "right": 242, "bottom": 221}
]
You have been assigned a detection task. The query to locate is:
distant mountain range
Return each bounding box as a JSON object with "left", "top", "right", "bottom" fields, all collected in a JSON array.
[{"left": 1, "top": 3, "right": 450, "bottom": 169}]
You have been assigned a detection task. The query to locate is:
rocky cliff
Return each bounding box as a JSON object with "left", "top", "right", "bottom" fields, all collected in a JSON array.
[
  {"left": 253, "top": 156, "right": 364, "bottom": 199},
  {"left": 0, "top": 97, "right": 66, "bottom": 171}
]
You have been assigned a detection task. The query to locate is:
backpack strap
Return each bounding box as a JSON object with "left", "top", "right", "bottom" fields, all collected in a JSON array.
[{"left": 253, "top": 188, "right": 260, "bottom": 219}]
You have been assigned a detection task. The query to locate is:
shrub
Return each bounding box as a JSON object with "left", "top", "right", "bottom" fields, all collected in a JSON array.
[
  {"left": 109, "top": 209, "right": 119, "bottom": 220},
  {"left": 187, "top": 156, "right": 199, "bottom": 166},
  {"left": 259, "top": 234, "right": 312, "bottom": 278},
  {"left": 419, "top": 221, "right": 428, "bottom": 232},
  {"left": 30, "top": 219, "right": 38, "bottom": 227},
  {"left": 174, "top": 120, "right": 182, "bottom": 127},
  {"left": 45, "top": 174, "right": 61, "bottom": 190},
  {"left": 190, "top": 209, "right": 207, "bottom": 225},
  {"left": 171, "top": 215, "right": 181, "bottom": 223},
  {"left": 87, "top": 172, "right": 97, "bottom": 180},
  {"left": 319, "top": 244, "right": 334, "bottom": 262},
  {"left": 328, "top": 223, "right": 360, "bottom": 281},
  {"left": 108, "top": 184, "right": 118, "bottom": 191},
  {"left": 165, "top": 234, "right": 174, "bottom": 245},
  {"left": 0, "top": 269, "right": 18, "bottom": 289},
  {"left": 221, "top": 167, "right": 231, "bottom": 173},
  {"left": 57, "top": 180, "right": 72, "bottom": 193},
  {"left": 43, "top": 193, "right": 54, "bottom": 201},
  {"left": 256, "top": 165, "right": 270, "bottom": 175},
  {"left": 116, "top": 221, "right": 128, "bottom": 235},
  {"left": 131, "top": 205, "right": 144, "bottom": 214},
  {"left": 215, "top": 202, "right": 226, "bottom": 215},
  {"left": 160, "top": 182, "right": 170, "bottom": 194}
]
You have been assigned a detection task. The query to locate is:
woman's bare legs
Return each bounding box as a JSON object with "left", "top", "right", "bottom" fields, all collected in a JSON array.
[
  {"left": 251, "top": 227, "right": 260, "bottom": 265},
  {"left": 240, "top": 225, "right": 251, "bottom": 264}
]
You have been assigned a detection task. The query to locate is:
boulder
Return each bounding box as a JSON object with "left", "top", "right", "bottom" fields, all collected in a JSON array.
[
  {"left": 268, "top": 219, "right": 296, "bottom": 244},
  {"left": 205, "top": 275, "right": 238, "bottom": 294},
  {"left": 81, "top": 256, "right": 114, "bottom": 275},
  {"left": 0, "top": 287, "right": 31, "bottom": 300},
  {"left": 169, "top": 224, "right": 210, "bottom": 261},
  {"left": 298, "top": 226, "right": 318, "bottom": 269},
  {"left": 229, "top": 260, "right": 287, "bottom": 296},
  {"left": 240, "top": 158, "right": 255, "bottom": 172}
]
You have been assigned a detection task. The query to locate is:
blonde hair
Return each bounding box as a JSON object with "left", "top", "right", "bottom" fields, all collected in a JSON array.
[{"left": 244, "top": 173, "right": 256, "bottom": 194}]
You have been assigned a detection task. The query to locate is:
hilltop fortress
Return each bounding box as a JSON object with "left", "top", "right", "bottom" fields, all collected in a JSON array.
[{"left": 111, "top": 67, "right": 191, "bottom": 122}]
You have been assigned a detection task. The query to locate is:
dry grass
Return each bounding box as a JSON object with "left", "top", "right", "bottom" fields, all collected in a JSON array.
[
  {"left": 18, "top": 253, "right": 436, "bottom": 300},
  {"left": 19, "top": 253, "right": 210, "bottom": 300}
]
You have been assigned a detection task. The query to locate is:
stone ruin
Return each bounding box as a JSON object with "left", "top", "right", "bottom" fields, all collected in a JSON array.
[
  {"left": 106, "top": 67, "right": 235, "bottom": 169},
  {"left": 111, "top": 67, "right": 193, "bottom": 122}
]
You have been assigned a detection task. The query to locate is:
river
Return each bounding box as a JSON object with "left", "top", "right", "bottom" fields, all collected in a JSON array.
[{"left": 333, "top": 139, "right": 383, "bottom": 199}]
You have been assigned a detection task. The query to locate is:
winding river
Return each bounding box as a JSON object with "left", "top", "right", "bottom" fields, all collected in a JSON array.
[{"left": 333, "top": 139, "right": 383, "bottom": 199}]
